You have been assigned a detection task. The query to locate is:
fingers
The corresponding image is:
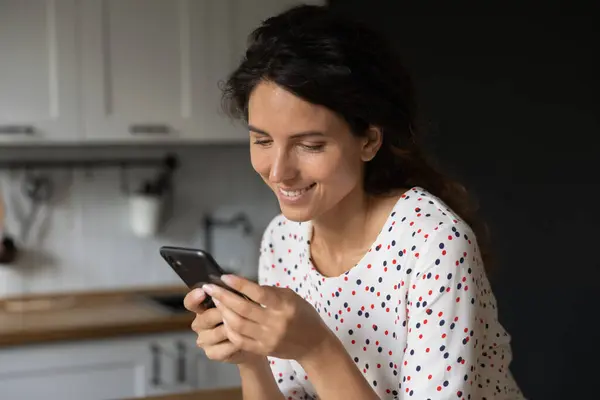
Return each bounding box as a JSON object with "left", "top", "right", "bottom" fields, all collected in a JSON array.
[
  {"left": 220, "top": 275, "right": 274, "bottom": 307},
  {"left": 204, "top": 340, "right": 241, "bottom": 362},
  {"left": 191, "top": 308, "right": 223, "bottom": 331},
  {"left": 184, "top": 288, "right": 206, "bottom": 314},
  {"left": 216, "top": 300, "right": 264, "bottom": 339},
  {"left": 222, "top": 319, "right": 264, "bottom": 355},
  {"left": 196, "top": 322, "right": 228, "bottom": 347},
  {"left": 203, "top": 281, "right": 266, "bottom": 323}
]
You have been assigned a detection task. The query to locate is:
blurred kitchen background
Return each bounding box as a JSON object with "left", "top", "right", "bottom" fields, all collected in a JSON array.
[{"left": 0, "top": 1, "right": 597, "bottom": 400}]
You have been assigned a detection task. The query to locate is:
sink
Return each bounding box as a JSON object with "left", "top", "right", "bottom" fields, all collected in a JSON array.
[{"left": 140, "top": 293, "right": 189, "bottom": 314}]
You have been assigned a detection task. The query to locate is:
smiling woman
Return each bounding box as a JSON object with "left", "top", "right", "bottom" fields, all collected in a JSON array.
[
  {"left": 183, "top": 3, "right": 525, "bottom": 400},
  {"left": 244, "top": 80, "right": 375, "bottom": 223}
]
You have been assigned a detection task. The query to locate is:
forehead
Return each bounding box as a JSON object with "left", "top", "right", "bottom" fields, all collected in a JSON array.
[{"left": 247, "top": 81, "right": 337, "bottom": 134}]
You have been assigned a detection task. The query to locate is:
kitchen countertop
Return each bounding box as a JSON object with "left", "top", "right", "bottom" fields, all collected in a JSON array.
[
  {"left": 125, "top": 387, "right": 243, "bottom": 400},
  {"left": 0, "top": 284, "right": 195, "bottom": 348}
]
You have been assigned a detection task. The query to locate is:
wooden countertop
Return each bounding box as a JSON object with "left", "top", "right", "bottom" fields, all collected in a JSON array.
[
  {"left": 125, "top": 387, "right": 242, "bottom": 400},
  {"left": 0, "top": 285, "right": 195, "bottom": 348}
]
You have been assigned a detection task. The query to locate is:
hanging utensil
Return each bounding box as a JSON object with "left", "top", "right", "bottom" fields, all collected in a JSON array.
[
  {"left": 0, "top": 188, "right": 17, "bottom": 263},
  {"left": 20, "top": 173, "right": 53, "bottom": 244}
]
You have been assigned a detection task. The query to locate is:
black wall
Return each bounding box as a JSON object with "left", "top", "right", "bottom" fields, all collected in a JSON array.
[{"left": 327, "top": 1, "right": 599, "bottom": 398}]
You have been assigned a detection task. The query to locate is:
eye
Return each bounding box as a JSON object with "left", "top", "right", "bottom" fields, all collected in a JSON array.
[
  {"left": 252, "top": 139, "right": 272, "bottom": 147},
  {"left": 299, "top": 143, "right": 325, "bottom": 152}
]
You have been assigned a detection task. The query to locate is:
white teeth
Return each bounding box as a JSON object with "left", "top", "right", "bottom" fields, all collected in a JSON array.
[{"left": 280, "top": 184, "right": 315, "bottom": 198}]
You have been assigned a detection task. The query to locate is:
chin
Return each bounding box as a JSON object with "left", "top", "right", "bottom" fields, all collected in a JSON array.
[{"left": 276, "top": 201, "right": 317, "bottom": 222}]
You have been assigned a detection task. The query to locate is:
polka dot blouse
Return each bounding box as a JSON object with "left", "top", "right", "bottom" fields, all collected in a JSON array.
[{"left": 258, "top": 187, "right": 525, "bottom": 399}]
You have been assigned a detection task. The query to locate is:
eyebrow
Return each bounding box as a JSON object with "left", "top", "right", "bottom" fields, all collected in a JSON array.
[{"left": 247, "top": 124, "right": 326, "bottom": 139}]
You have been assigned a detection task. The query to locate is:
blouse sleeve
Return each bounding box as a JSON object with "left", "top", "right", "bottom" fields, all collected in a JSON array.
[
  {"left": 257, "top": 219, "right": 309, "bottom": 400},
  {"left": 398, "top": 224, "right": 487, "bottom": 399}
]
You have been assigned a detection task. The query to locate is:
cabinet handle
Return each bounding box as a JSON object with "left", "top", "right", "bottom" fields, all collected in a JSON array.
[
  {"left": 176, "top": 340, "right": 187, "bottom": 383},
  {"left": 0, "top": 125, "right": 35, "bottom": 135},
  {"left": 150, "top": 343, "right": 162, "bottom": 386},
  {"left": 129, "top": 124, "right": 171, "bottom": 135}
]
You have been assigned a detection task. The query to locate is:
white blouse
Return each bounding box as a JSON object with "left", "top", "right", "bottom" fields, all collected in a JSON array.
[{"left": 258, "top": 187, "right": 524, "bottom": 399}]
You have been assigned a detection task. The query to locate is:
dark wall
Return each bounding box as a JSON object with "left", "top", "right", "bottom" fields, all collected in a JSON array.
[{"left": 327, "top": 1, "right": 599, "bottom": 398}]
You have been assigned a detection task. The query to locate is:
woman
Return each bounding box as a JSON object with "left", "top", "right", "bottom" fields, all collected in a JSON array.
[{"left": 184, "top": 4, "right": 524, "bottom": 399}]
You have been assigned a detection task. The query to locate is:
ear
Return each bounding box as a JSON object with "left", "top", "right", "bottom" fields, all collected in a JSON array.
[{"left": 360, "top": 126, "right": 383, "bottom": 162}]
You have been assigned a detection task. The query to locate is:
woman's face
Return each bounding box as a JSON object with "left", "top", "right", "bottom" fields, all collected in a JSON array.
[{"left": 248, "top": 81, "right": 379, "bottom": 222}]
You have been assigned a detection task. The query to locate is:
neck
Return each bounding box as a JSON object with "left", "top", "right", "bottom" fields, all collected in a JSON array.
[{"left": 311, "top": 186, "right": 374, "bottom": 257}]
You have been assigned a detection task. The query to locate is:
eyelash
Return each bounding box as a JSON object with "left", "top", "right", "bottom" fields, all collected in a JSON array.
[
  {"left": 300, "top": 143, "right": 325, "bottom": 152},
  {"left": 252, "top": 140, "right": 325, "bottom": 152}
]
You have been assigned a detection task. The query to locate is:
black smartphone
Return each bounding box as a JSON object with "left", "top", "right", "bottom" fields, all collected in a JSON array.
[{"left": 159, "top": 245, "right": 254, "bottom": 309}]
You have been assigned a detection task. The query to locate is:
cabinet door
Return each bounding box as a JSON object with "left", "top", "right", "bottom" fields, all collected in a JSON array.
[
  {"left": 197, "top": 357, "right": 242, "bottom": 390},
  {"left": 0, "top": 337, "right": 150, "bottom": 400},
  {"left": 80, "top": 0, "right": 246, "bottom": 144},
  {"left": 143, "top": 332, "right": 200, "bottom": 396},
  {"left": 180, "top": 332, "right": 241, "bottom": 390},
  {"left": 145, "top": 331, "right": 241, "bottom": 392},
  {"left": 81, "top": 0, "right": 187, "bottom": 142},
  {"left": 142, "top": 331, "right": 242, "bottom": 394},
  {"left": 0, "top": 0, "right": 80, "bottom": 144}
]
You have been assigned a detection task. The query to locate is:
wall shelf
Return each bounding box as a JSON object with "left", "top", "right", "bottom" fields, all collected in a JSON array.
[
  {"left": 0, "top": 154, "right": 179, "bottom": 171},
  {"left": 0, "top": 154, "right": 179, "bottom": 195}
]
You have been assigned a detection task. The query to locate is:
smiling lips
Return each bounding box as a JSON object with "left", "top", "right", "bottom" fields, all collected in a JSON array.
[{"left": 278, "top": 183, "right": 316, "bottom": 201}]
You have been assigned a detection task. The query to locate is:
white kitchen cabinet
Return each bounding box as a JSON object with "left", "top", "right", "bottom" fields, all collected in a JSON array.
[
  {"left": 80, "top": 0, "right": 326, "bottom": 144},
  {"left": 0, "top": 0, "right": 80, "bottom": 144},
  {"left": 0, "top": 335, "right": 149, "bottom": 399},
  {"left": 80, "top": 0, "right": 244, "bottom": 143},
  {"left": 0, "top": 0, "right": 326, "bottom": 145},
  {"left": 0, "top": 331, "right": 239, "bottom": 400},
  {"left": 159, "top": 332, "right": 241, "bottom": 392}
]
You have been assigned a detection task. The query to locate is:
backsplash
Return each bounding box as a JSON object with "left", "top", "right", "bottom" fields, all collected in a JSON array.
[{"left": 0, "top": 145, "right": 279, "bottom": 298}]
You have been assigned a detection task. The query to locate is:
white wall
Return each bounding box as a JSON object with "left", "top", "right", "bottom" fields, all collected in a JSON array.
[{"left": 0, "top": 145, "right": 279, "bottom": 297}]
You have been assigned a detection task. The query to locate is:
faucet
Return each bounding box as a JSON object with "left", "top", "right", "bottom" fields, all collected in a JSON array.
[{"left": 202, "top": 212, "right": 253, "bottom": 256}]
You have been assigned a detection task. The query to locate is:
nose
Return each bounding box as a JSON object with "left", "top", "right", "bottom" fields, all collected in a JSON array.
[{"left": 269, "top": 147, "right": 297, "bottom": 183}]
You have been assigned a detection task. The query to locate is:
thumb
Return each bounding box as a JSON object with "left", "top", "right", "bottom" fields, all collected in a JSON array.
[{"left": 184, "top": 288, "right": 207, "bottom": 313}]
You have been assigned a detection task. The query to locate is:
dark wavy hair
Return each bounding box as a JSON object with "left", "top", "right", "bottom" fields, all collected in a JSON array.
[{"left": 221, "top": 4, "right": 492, "bottom": 272}]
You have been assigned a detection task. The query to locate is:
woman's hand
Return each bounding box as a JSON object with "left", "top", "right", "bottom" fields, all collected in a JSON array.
[
  {"left": 183, "top": 288, "right": 263, "bottom": 365},
  {"left": 201, "top": 275, "right": 334, "bottom": 363}
]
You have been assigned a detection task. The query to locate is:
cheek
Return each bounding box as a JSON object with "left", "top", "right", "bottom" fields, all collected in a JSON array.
[
  {"left": 250, "top": 149, "right": 270, "bottom": 177},
  {"left": 308, "top": 150, "right": 362, "bottom": 186}
]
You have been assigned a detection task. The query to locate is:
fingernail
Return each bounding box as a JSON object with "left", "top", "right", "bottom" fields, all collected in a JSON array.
[
  {"left": 213, "top": 298, "right": 220, "bottom": 306},
  {"left": 194, "top": 288, "right": 205, "bottom": 297},
  {"left": 221, "top": 274, "right": 234, "bottom": 285},
  {"left": 202, "top": 284, "right": 214, "bottom": 295}
]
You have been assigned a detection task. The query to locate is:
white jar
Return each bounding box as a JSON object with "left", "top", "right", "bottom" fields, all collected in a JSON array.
[{"left": 129, "top": 193, "right": 163, "bottom": 237}]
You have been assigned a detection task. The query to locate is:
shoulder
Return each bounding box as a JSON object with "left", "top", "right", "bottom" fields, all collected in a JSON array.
[
  {"left": 384, "top": 187, "right": 480, "bottom": 273},
  {"left": 413, "top": 189, "right": 483, "bottom": 280}
]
